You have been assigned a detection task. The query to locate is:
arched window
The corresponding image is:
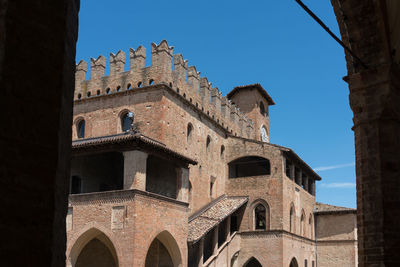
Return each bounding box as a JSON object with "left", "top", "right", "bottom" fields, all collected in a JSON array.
[
  {"left": 244, "top": 257, "right": 262, "bottom": 267},
  {"left": 300, "top": 210, "right": 305, "bottom": 236},
  {"left": 76, "top": 119, "right": 85, "bottom": 139},
  {"left": 260, "top": 125, "right": 268, "bottom": 142},
  {"left": 290, "top": 204, "right": 295, "bottom": 233},
  {"left": 290, "top": 258, "right": 299, "bottom": 267},
  {"left": 259, "top": 101, "right": 265, "bottom": 116},
  {"left": 187, "top": 123, "right": 193, "bottom": 142},
  {"left": 149, "top": 79, "right": 154, "bottom": 85},
  {"left": 121, "top": 111, "right": 134, "bottom": 132},
  {"left": 254, "top": 204, "right": 266, "bottom": 230},
  {"left": 206, "top": 136, "right": 211, "bottom": 152},
  {"left": 220, "top": 145, "right": 225, "bottom": 159},
  {"left": 228, "top": 156, "right": 270, "bottom": 178}
]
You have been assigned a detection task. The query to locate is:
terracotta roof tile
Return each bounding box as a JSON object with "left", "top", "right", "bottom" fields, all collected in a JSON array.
[{"left": 314, "top": 202, "right": 356, "bottom": 214}]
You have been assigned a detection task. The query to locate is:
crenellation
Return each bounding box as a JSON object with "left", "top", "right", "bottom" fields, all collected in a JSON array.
[
  {"left": 74, "top": 41, "right": 260, "bottom": 138},
  {"left": 129, "top": 46, "right": 146, "bottom": 70},
  {"left": 90, "top": 55, "right": 106, "bottom": 80},
  {"left": 173, "top": 54, "right": 188, "bottom": 81},
  {"left": 110, "top": 50, "right": 126, "bottom": 76},
  {"left": 187, "top": 66, "right": 200, "bottom": 94}
]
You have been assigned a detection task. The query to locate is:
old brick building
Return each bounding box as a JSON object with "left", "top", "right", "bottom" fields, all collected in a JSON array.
[{"left": 66, "top": 40, "right": 357, "bottom": 267}]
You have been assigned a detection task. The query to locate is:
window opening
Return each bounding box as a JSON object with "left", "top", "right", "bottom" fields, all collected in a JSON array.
[
  {"left": 77, "top": 120, "right": 85, "bottom": 139},
  {"left": 121, "top": 111, "right": 134, "bottom": 132},
  {"left": 255, "top": 204, "right": 266, "bottom": 230},
  {"left": 228, "top": 156, "right": 270, "bottom": 178}
]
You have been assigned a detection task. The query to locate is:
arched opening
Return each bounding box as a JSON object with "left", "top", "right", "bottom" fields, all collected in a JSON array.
[
  {"left": 290, "top": 204, "right": 295, "bottom": 233},
  {"left": 220, "top": 145, "right": 225, "bottom": 159},
  {"left": 259, "top": 101, "right": 265, "bottom": 116},
  {"left": 187, "top": 123, "right": 193, "bottom": 142},
  {"left": 206, "top": 135, "right": 211, "bottom": 152},
  {"left": 228, "top": 156, "right": 270, "bottom": 178},
  {"left": 76, "top": 119, "right": 85, "bottom": 139},
  {"left": 68, "top": 228, "right": 118, "bottom": 267},
  {"left": 121, "top": 111, "right": 134, "bottom": 132},
  {"left": 300, "top": 210, "right": 305, "bottom": 236},
  {"left": 289, "top": 258, "right": 299, "bottom": 267},
  {"left": 260, "top": 125, "right": 268, "bottom": 142},
  {"left": 254, "top": 204, "right": 267, "bottom": 230},
  {"left": 244, "top": 257, "right": 262, "bottom": 267},
  {"left": 145, "top": 231, "right": 182, "bottom": 267}
]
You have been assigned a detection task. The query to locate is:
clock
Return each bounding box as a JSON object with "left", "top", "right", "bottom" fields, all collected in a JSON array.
[{"left": 261, "top": 126, "right": 268, "bottom": 142}]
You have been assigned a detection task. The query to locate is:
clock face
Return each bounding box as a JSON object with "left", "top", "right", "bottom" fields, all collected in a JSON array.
[{"left": 261, "top": 126, "right": 268, "bottom": 142}]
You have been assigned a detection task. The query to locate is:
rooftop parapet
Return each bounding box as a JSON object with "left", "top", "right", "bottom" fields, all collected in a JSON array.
[
  {"left": 188, "top": 66, "right": 200, "bottom": 93},
  {"left": 110, "top": 50, "right": 126, "bottom": 75},
  {"left": 90, "top": 55, "right": 106, "bottom": 80},
  {"left": 173, "top": 54, "right": 188, "bottom": 81},
  {"left": 200, "top": 77, "right": 211, "bottom": 104},
  {"left": 130, "top": 46, "right": 146, "bottom": 70},
  {"left": 151, "top": 40, "right": 174, "bottom": 72},
  {"left": 75, "top": 60, "right": 87, "bottom": 83}
]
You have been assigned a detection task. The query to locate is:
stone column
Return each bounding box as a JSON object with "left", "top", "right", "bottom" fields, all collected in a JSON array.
[
  {"left": 123, "top": 150, "right": 148, "bottom": 190},
  {"left": 226, "top": 217, "right": 231, "bottom": 240},
  {"left": 176, "top": 167, "right": 189, "bottom": 202},
  {"left": 197, "top": 238, "right": 204, "bottom": 267},
  {"left": 213, "top": 226, "right": 219, "bottom": 255}
]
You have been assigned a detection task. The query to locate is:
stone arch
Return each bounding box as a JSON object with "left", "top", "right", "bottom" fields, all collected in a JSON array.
[
  {"left": 249, "top": 199, "right": 270, "bottom": 230},
  {"left": 67, "top": 228, "right": 119, "bottom": 267},
  {"left": 118, "top": 109, "right": 134, "bottom": 132},
  {"left": 74, "top": 117, "right": 85, "bottom": 139},
  {"left": 145, "top": 230, "right": 182, "bottom": 267},
  {"left": 243, "top": 256, "right": 262, "bottom": 267},
  {"left": 230, "top": 250, "right": 240, "bottom": 267},
  {"left": 290, "top": 203, "right": 295, "bottom": 233},
  {"left": 289, "top": 257, "right": 299, "bottom": 267}
]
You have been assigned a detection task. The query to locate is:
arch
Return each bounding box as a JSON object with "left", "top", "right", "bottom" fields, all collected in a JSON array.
[
  {"left": 230, "top": 251, "right": 240, "bottom": 267},
  {"left": 220, "top": 145, "right": 225, "bottom": 160},
  {"left": 260, "top": 125, "right": 268, "bottom": 142},
  {"left": 259, "top": 101, "right": 265, "bottom": 116},
  {"left": 187, "top": 123, "right": 193, "bottom": 142},
  {"left": 228, "top": 156, "right": 271, "bottom": 178},
  {"left": 289, "top": 257, "right": 299, "bottom": 267},
  {"left": 290, "top": 203, "right": 295, "bottom": 233},
  {"left": 206, "top": 135, "right": 211, "bottom": 152},
  {"left": 76, "top": 119, "right": 85, "bottom": 139},
  {"left": 67, "top": 228, "right": 118, "bottom": 267},
  {"left": 244, "top": 256, "right": 262, "bottom": 267},
  {"left": 120, "top": 110, "right": 134, "bottom": 132},
  {"left": 145, "top": 230, "right": 182, "bottom": 267},
  {"left": 300, "top": 209, "right": 306, "bottom": 236},
  {"left": 249, "top": 199, "right": 270, "bottom": 230}
]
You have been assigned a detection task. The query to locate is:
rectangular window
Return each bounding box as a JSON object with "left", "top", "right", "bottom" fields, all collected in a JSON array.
[{"left": 305, "top": 259, "right": 308, "bottom": 267}]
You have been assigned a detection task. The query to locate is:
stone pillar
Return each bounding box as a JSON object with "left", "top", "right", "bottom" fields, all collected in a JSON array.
[
  {"left": 213, "top": 226, "right": 219, "bottom": 255},
  {"left": 197, "top": 238, "right": 204, "bottom": 267},
  {"left": 290, "top": 164, "right": 295, "bottom": 181},
  {"left": 176, "top": 167, "right": 189, "bottom": 202},
  {"left": 123, "top": 150, "right": 148, "bottom": 190},
  {"left": 0, "top": 0, "right": 80, "bottom": 266}
]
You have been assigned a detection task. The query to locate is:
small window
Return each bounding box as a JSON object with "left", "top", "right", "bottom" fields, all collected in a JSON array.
[
  {"left": 255, "top": 204, "right": 266, "bottom": 230},
  {"left": 87, "top": 91, "right": 91, "bottom": 97},
  {"left": 187, "top": 123, "right": 193, "bottom": 142},
  {"left": 149, "top": 79, "right": 154, "bottom": 85},
  {"left": 137, "top": 82, "right": 142, "bottom": 88},
  {"left": 77, "top": 93, "right": 82, "bottom": 100},
  {"left": 116, "top": 86, "right": 121, "bottom": 92},
  {"left": 70, "top": 175, "right": 81, "bottom": 194},
  {"left": 209, "top": 181, "right": 214, "bottom": 197},
  {"left": 220, "top": 145, "right": 225, "bottom": 159},
  {"left": 121, "top": 111, "right": 134, "bottom": 132},
  {"left": 259, "top": 101, "right": 265, "bottom": 116},
  {"left": 76, "top": 120, "right": 85, "bottom": 139},
  {"left": 106, "top": 88, "right": 111, "bottom": 94},
  {"left": 96, "top": 89, "right": 100, "bottom": 95},
  {"left": 127, "top": 83, "right": 131, "bottom": 90},
  {"left": 290, "top": 205, "right": 295, "bottom": 233},
  {"left": 206, "top": 136, "right": 211, "bottom": 152},
  {"left": 228, "top": 156, "right": 270, "bottom": 178},
  {"left": 305, "top": 260, "right": 308, "bottom": 267}
]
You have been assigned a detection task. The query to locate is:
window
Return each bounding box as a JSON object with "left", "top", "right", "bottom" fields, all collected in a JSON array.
[
  {"left": 254, "top": 204, "right": 266, "bottom": 230},
  {"left": 228, "top": 156, "right": 270, "bottom": 178},
  {"left": 96, "top": 89, "right": 100, "bottom": 95},
  {"left": 286, "top": 159, "right": 292, "bottom": 178},
  {"left": 70, "top": 175, "right": 81, "bottom": 194},
  {"left": 77, "top": 93, "right": 82, "bottom": 99},
  {"left": 209, "top": 181, "right": 214, "bottom": 198},
  {"left": 127, "top": 83, "right": 131, "bottom": 90},
  {"left": 220, "top": 145, "right": 225, "bottom": 159},
  {"left": 137, "top": 81, "right": 142, "bottom": 88},
  {"left": 149, "top": 79, "right": 154, "bottom": 85},
  {"left": 300, "top": 210, "right": 305, "bottom": 236},
  {"left": 187, "top": 123, "right": 193, "bottom": 142},
  {"left": 305, "top": 259, "right": 308, "bottom": 267},
  {"left": 121, "top": 111, "right": 134, "bottom": 132},
  {"left": 116, "top": 86, "right": 121, "bottom": 92},
  {"left": 76, "top": 119, "right": 85, "bottom": 139},
  {"left": 309, "top": 214, "right": 313, "bottom": 239},
  {"left": 259, "top": 101, "right": 265, "bottom": 116},
  {"left": 290, "top": 205, "right": 295, "bottom": 233},
  {"left": 106, "top": 88, "right": 110, "bottom": 94},
  {"left": 206, "top": 136, "right": 211, "bottom": 152}
]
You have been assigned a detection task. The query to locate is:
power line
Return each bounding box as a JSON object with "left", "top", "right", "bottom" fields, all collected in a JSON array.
[{"left": 294, "top": 0, "right": 368, "bottom": 69}]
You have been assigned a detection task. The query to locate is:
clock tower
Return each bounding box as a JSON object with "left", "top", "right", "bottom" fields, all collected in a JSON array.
[{"left": 227, "top": 84, "right": 275, "bottom": 142}]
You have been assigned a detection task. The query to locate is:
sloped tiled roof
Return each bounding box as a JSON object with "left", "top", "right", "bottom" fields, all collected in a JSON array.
[
  {"left": 72, "top": 132, "right": 197, "bottom": 165},
  {"left": 227, "top": 83, "right": 275, "bottom": 105},
  {"left": 188, "top": 196, "right": 248, "bottom": 243},
  {"left": 314, "top": 202, "right": 356, "bottom": 214}
]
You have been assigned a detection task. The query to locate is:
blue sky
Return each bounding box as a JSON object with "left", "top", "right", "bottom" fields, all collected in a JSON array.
[{"left": 77, "top": 0, "right": 356, "bottom": 208}]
